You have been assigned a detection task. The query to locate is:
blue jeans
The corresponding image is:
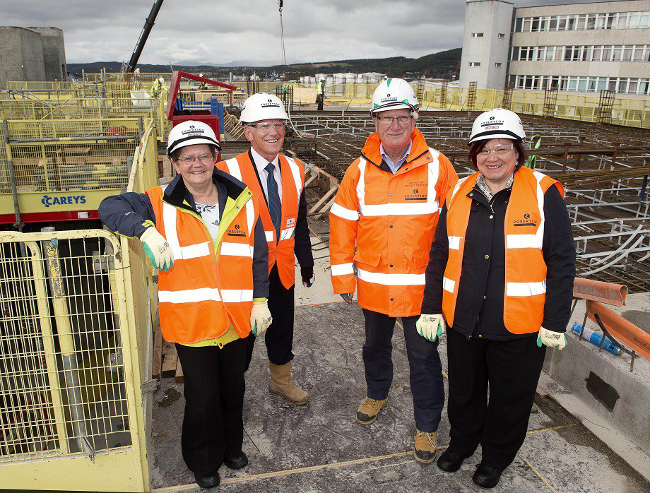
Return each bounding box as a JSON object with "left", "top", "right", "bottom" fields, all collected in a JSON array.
[{"left": 362, "top": 309, "right": 445, "bottom": 432}]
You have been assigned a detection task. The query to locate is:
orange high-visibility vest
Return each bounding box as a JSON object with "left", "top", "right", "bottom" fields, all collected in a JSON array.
[
  {"left": 442, "top": 167, "right": 564, "bottom": 334},
  {"left": 218, "top": 151, "right": 304, "bottom": 289},
  {"left": 329, "top": 129, "right": 458, "bottom": 317},
  {"left": 146, "top": 185, "right": 258, "bottom": 344}
]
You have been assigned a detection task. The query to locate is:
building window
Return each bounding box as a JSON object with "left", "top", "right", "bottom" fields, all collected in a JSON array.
[
  {"left": 495, "top": 63, "right": 502, "bottom": 68},
  {"left": 471, "top": 32, "right": 484, "bottom": 38},
  {"left": 498, "top": 33, "right": 505, "bottom": 38},
  {"left": 469, "top": 62, "right": 481, "bottom": 67}
]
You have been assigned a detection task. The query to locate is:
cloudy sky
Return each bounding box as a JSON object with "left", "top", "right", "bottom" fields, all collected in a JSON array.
[{"left": 3, "top": 0, "right": 617, "bottom": 66}]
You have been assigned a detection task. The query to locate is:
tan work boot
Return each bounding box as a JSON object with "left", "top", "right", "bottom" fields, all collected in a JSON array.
[
  {"left": 414, "top": 429, "right": 437, "bottom": 464},
  {"left": 356, "top": 396, "right": 388, "bottom": 425},
  {"left": 269, "top": 362, "right": 309, "bottom": 405}
]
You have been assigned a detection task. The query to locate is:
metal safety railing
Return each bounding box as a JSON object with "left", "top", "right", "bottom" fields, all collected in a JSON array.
[{"left": 0, "top": 119, "right": 159, "bottom": 490}]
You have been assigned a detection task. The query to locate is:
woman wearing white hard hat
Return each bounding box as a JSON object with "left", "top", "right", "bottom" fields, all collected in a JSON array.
[
  {"left": 98, "top": 120, "right": 271, "bottom": 489},
  {"left": 417, "top": 108, "right": 575, "bottom": 488}
]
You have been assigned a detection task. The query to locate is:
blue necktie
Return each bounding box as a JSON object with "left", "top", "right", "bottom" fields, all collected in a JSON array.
[{"left": 265, "top": 162, "right": 282, "bottom": 237}]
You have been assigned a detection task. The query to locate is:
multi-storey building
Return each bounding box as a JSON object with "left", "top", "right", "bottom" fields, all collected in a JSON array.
[{"left": 460, "top": 0, "right": 650, "bottom": 95}]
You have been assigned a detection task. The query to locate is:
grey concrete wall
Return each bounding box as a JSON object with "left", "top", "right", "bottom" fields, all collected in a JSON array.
[
  {"left": 28, "top": 27, "right": 66, "bottom": 81},
  {"left": 543, "top": 293, "right": 650, "bottom": 454},
  {"left": 0, "top": 27, "right": 45, "bottom": 89},
  {"left": 459, "top": 0, "right": 514, "bottom": 90}
]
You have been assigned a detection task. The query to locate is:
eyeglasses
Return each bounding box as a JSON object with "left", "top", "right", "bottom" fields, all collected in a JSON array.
[
  {"left": 177, "top": 154, "right": 213, "bottom": 165},
  {"left": 375, "top": 115, "right": 413, "bottom": 125},
  {"left": 478, "top": 144, "right": 514, "bottom": 157},
  {"left": 247, "top": 122, "right": 285, "bottom": 132}
]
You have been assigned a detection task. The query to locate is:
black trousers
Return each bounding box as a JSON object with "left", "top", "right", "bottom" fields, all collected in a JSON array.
[
  {"left": 362, "top": 309, "right": 445, "bottom": 432},
  {"left": 175, "top": 338, "right": 246, "bottom": 475},
  {"left": 245, "top": 264, "right": 295, "bottom": 370},
  {"left": 446, "top": 328, "right": 546, "bottom": 470}
]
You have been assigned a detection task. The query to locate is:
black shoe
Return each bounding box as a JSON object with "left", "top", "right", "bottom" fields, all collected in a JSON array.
[
  {"left": 194, "top": 471, "right": 220, "bottom": 489},
  {"left": 473, "top": 464, "right": 503, "bottom": 489},
  {"left": 437, "top": 450, "right": 465, "bottom": 472},
  {"left": 224, "top": 450, "right": 248, "bottom": 470}
]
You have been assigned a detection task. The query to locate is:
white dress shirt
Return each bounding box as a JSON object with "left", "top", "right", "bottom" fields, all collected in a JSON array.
[{"left": 250, "top": 147, "right": 282, "bottom": 204}]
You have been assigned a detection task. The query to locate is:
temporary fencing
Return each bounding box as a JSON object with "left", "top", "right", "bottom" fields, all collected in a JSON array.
[{"left": 0, "top": 120, "right": 159, "bottom": 490}]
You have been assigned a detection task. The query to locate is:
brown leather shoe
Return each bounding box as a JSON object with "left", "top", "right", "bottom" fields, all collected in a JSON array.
[
  {"left": 356, "top": 396, "right": 388, "bottom": 425},
  {"left": 414, "top": 429, "right": 437, "bottom": 464},
  {"left": 269, "top": 361, "right": 309, "bottom": 405}
]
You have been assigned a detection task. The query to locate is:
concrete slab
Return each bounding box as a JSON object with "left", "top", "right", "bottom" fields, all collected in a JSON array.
[
  {"left": 543, "top": 292, "right": 650, "bottom": 462},
  {"left": 149, "top": 234, "right": 649, "bottom": 492}
]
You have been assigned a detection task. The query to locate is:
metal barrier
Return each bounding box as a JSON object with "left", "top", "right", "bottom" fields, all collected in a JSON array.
[
  {"left": 0, "top": 120, "right": 159, "bottom": 490},
  {"left": 0, "top": 118, "right": 159, "bottom": 225}
]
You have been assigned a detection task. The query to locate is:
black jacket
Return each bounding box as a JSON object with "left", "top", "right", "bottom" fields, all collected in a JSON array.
[
  {"left": 98, "top": 167, "right": 270, "bottom": 299},
  {"left": 421, "top": 181, "right": 575, "bottom": 340}
]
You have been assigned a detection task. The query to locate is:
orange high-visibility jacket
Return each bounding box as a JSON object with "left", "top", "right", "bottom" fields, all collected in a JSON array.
[
  {"left": 329, "top": 129, "right": 458, "bottom": 317},
  {"left": 218, "top": 151, "right": 304, "bottom": 289},
  {"left": 442, "top": 167, "right": 564, "bottom": 334},
  {"left": 146, "top": 185, "right": 259, "bottom": 344}
]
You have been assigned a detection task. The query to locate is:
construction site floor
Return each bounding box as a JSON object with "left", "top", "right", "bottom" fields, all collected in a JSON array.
[{"left": 150, "top": 241, "right": 649, "bottom": 493}]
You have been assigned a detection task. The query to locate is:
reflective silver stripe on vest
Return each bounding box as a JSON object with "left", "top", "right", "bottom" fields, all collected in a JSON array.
[
  {"left": 357, "top": 268, "right": 425, "bottom": 286},
  {"left": 331, "top": 263, "right": 354, "bottom": 276},
  {"left": 443, "top": 277, "right": 455, "bottom": 293},
  {"left": 159, "top": 288, "right": 221, "bottom": 303},
  {"left": 162, "top": 202, "right": 210, "bottom": 259},
  {"left": 245, "top": 198, "right": 255, "bottom": 235},
  {"left": 330, "top": 203, "right": 360, "bottom": 221},
  {"left": 357, "top": 151, "right": 440, "bottom": 217},
  {"left": 220, "top": 242, "right": 254, "bottom": 257},
  {"left": 506, "top": 281, "right": 546, "bottom": 297},
  {"left": 448, "top": 236, "right": 462, "bottom": 250},
  {"left": 280, "top": 227, "right": 295, "bottom": 240},
  {"left": 285, "top": 156, "right": 303, "bottom": 197},
  {"left": 221, "top": 289, "right": 254, "bottom": 302},
  {"left": 158, "top": 288, "right": 254, "bottom": 303},
  {"left": 265, "top": 230, "right": 275, "bottom": 242},
  {"left": 506, "top": 171, "right": 546, "bottom": 250},
  {"left": 225, "top": 157, "right": 243, "bottom": 182}
]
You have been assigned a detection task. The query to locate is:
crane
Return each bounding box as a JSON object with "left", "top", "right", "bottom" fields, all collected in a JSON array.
[{"left": 125, "top": 0, "right": 165, "bottom": 73}]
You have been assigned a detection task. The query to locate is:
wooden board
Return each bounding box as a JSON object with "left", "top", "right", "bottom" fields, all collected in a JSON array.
[
  {"left": 161, "top": 341, "right": 178, "bottom": 378},
  {"left": 152, "top": 326, "right": 163, "bottom": 380}
]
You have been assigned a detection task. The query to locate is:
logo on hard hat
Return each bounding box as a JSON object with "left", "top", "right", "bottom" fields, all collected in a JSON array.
[
  {"left": 481, "top": 119, "right": 504, "bottom": 129},
  {"left": 181, "top": 124, "right": 204, "bottom": 136},
  {"left": 261, "top": 99, "right": 281, "bottom": 108}
]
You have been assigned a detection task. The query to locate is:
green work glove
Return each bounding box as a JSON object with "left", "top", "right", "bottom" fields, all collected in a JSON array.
[
  {"left": 140, "top": 227, "right": 174, "bottom": 272},
  {"left": 537, "top": 327, "right": 567, "bottom": 350},
  {"left": 250, "top": 298, "right": 272, "bottom": 336},
  {"left": 416, "top": 314, "right": 445, "bottom": 342}
]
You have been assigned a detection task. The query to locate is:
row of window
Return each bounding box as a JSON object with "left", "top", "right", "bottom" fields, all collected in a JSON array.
[
  {"left": 508, "top": 75, "right": 650, "bottom": 95},
  {"left": 471, "top": 32, "right": 506, "bottom": 39},
  {"left": 513, "top": 11, "right": 650, "bottom": 32},
  {"left": 511, "top": 45, "right": 650, "bottom": 62},
  {"left": 468, "top": 62, "right": 503, "bottom": 68}
]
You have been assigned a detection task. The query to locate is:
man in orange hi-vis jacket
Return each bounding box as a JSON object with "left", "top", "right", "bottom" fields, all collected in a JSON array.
[{"left": 329, "top": 78, "right": 457, "bottom": 465}]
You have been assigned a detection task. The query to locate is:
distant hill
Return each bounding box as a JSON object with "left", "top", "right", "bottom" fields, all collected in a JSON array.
[{"left": 67, "top": 48, "right": 462, "bottom": 80}]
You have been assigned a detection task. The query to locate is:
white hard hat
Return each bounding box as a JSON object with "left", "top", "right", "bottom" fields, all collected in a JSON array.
[
  {"left": 239, "top": 93, "right": 288, "bottom": 123},
  {"left": 468, "top": 108, "right": 526, "bottom": 145},
  {"left": 159, "top": 77, "right": 164, "bottom": 84},
  {"left": 371, "top": 78, "right": 419, "bottom": 116},
  {"left": 167, "top": 120, "right": 221, "bottom": 156}
]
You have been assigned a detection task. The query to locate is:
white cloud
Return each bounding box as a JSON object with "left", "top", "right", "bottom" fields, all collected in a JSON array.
[{"left": 2, "top": 0, "right": 623, "bottom": 65}]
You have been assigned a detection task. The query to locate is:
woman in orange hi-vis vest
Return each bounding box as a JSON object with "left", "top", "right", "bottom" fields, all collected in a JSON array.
[
  {"left": 99, "top": 121, "right": 271, "bottom": 489},
  {"left": 417, "top": 109, "right": 575, "bottom": 489}
]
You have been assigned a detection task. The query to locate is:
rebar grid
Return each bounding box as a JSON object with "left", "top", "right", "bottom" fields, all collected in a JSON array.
[
  {"left": 288, "top": 110, "right": 650, "bottom": 291},
  {"left": 0, "top": 235, "right": 131, "bottom": 462}
]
